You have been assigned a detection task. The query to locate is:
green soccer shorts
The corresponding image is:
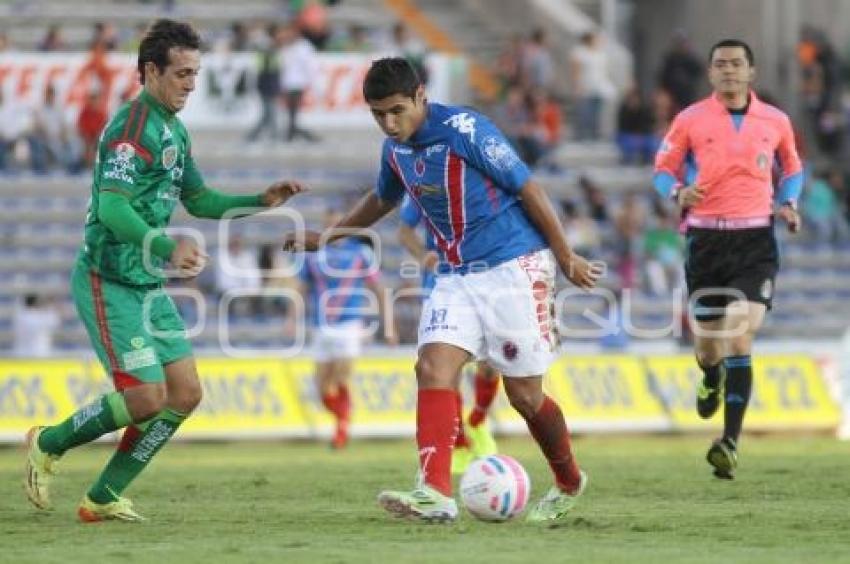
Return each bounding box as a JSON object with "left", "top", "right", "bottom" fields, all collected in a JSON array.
[{"left": 71, "top": 262, "right": 193, "bottom": 389}]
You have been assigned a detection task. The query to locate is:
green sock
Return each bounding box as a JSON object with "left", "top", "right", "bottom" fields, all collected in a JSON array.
[
  {"left": 38, "top": 392, "right": 132, "bottom": 456},
  {"left": 87, "top": 408, "right": 187, "bottom": 504}
]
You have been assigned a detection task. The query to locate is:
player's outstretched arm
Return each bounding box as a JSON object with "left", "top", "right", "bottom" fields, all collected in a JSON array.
[
  {"left": 398, "top": 223, "right": 427, "bottom": 261},
  {"left": 182, "top": 180, "right": 306, "bottom": 219},
  {"left": 519, "top": 180, "right": 603, "bottom": 290},
  {"left": 98, "top": 191, "right": 208, "bottom": 277},
  {"left": 283, "top": 192, "right": 396, "bottom": 252}
]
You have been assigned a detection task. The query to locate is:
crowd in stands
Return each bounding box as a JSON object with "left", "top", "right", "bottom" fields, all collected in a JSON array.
[
  {"left": 0, "top": 1, "right": 430, "bottom": 167},
  {"left": 3, "top": 10, "right": 850, "bottom": 353}
]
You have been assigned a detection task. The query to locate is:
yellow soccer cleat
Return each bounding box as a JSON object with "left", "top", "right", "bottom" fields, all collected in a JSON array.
[
  {"left": 23, "top": 426, "right": 60, "bottom": 510},
  {"left": 526, "top": 471, "right": 588, "bottom": 523},
  {"left": 78, "top": 495, "right": 146, "bottom": 523},
  {"left": 377, "top": 485, "right": 458, "bottom": 523},
  {"left": 451, "top": 445, "right": 474, "bottom": 475},
  {"left": 466, "top": 422, "right": 498, "bottom": 458}
]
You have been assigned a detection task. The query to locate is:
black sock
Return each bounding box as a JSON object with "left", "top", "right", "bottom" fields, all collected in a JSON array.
[
  {"left": 723, "top": 355, "right": 752, "bottom": 444},
  {"left": 699, "top": 361, "right": 722, "bottom": 390}
]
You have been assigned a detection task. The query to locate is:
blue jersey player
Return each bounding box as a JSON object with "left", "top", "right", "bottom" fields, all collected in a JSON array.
[
  {"left": 397, "top": 194, "right": 500, "bottom": 474},
  {"left": 284, "top": 58, "right": 602, "bottom": 522},
  {"left": 297, "top": 209, "right": 398, "bottom": 449}
]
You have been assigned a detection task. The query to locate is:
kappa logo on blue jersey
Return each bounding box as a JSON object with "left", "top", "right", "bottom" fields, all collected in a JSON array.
[{"left": 443, "top": 113, "right": 476, "bottom": 142}]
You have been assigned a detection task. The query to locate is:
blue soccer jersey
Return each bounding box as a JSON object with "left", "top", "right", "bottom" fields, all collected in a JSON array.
[
  {"left": 298, "top": 239, "right": 379, "bottom": 327},
  {"left": 377, "top": 103, "right": 546, "bottom": 274}
]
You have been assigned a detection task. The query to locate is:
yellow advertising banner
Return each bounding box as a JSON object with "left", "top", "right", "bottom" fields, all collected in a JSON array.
[
  {"left": 0, "top": 354, "right": 840, "bottom": 441},
  {"left": 479, "top": 356, "right": 670, "bottom": 432},
  {"left": 645, "top": 355, "right": 841, "bottom": 431},
  {"left": 0, "top": 360, "right": 96, "bottom": 439},
  {"left": 290, "top": 357, "right": 418, "bottom": 436},
  {"left": 181, "top": 358, "right": 308, "bottom": 438}
]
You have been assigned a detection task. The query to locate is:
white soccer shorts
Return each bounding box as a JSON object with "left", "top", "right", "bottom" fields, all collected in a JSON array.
[
  {"left": 418, "top": 249, "right": 559, "bottom": 377},
  {"left": 311, "top": 319, "right": 364, "bottom": 362}
]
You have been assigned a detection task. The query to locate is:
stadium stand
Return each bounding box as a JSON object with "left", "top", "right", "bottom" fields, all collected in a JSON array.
[{"left": 1, "top": 0, "right": 848, "bottom": 356}]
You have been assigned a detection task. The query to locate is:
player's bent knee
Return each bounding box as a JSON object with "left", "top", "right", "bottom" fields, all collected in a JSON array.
[
  {"left": 124, "top": 384, "right": 167, "bottom": 422},
  {"left": 504, "top": 385, "right": 543, "bottom": 420},
  {"left": 696, "top": 349, "right": 723, "bottom": 368},
  {"left": 415, "top": 356, "right": 453, "bottom": 388},
  {"left": 728, "top": 336, "right": 753, "bottom": 357},
  {"left": 168, "top": 381, "right": 203, "bottom": 414}
]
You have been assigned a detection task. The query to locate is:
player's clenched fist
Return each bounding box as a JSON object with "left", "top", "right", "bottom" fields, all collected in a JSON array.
[
  {"left": 261, "top": 180, "right": 307, "bottom": 207},
  {"left": 171, "top": 239, "right": 208, "bottom": 277}
]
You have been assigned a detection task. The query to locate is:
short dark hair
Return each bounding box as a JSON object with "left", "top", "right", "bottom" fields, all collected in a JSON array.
[
  {"left": 708, "top": 39, "right": 754, "bottom": 66},
  {"left": 363, "top": 57, "right": 422, "bottom": 102},
  {"left": 137, "top": 19, "right": 201, "bottom": 84}
]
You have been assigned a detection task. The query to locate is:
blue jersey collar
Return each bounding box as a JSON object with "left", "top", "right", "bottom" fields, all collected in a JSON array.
[{"left": 407, "top": 103, "right": 444, "bottom": 147}]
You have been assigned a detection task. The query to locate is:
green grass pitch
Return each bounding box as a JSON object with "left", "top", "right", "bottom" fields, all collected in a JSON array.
[{"left": 2, "top": 435, "right": 850, "bottom": 563}]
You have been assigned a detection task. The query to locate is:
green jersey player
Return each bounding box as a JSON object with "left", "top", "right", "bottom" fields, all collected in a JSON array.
[{"left": 24, "top": 19, "right": 304, "bottom": 522}]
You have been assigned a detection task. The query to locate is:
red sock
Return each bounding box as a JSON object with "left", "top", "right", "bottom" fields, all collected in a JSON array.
[
  {"left": 116, "top": 425, "right": 142, "bottom": 453},
  {"left": 416, "top": 389, "right": 458, "bottom": 496},
  {"left": 337, "top": 384, "right": 351, "bottom": 425},
  {"left": 320, "top": 392, "right": 339, "bottom": 416},
  {"left": 469, "top": 371, "right": 500, "bottom": 428},
  {"left": 454, "top": 391, "right": 470, "bottom": 448},
  {"left": 523, "top": 396, "right": 582, "bottom": 493}
]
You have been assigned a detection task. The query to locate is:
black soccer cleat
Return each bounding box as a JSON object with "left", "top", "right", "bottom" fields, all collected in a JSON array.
[
  {"left": 696, "top": 382, "right": 721, "bottom": 419},
  {"left": 706, "top": 437, "right": 737, "bottom": 480}
]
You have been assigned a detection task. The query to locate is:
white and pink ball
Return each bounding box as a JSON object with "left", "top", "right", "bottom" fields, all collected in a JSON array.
[{"left": 459, "top": 454, "right": 530, "bottom": 522}]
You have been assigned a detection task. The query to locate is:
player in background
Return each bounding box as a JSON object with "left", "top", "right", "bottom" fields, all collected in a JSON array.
[
  {"left": 397, "top": 194, "right": 499, "bottom": 474},
  {"left": 653, "top": 39, "right": 802, "bottom": 479},
  {"left": 284, "top": 58, "right": 602, "bottom": 522},
  {"left": 297, "top": 208, "right": 398, "bottom": 449},
  {"left": 24, "top": 19, "right": 305, "bottom": 522}
]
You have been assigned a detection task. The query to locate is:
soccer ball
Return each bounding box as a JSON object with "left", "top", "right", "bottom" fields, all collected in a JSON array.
[{"left": 459, "top": 454, "right": 531, "bottom": 522}]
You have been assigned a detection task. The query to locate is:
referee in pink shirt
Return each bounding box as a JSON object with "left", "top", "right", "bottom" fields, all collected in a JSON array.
[{"left": 654, "top": 39, "right": 803, "bottom": 479}]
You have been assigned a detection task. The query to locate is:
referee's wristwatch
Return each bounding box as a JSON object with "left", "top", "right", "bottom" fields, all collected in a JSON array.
[{"left": 782, "top": 200, "right": 798, "bottom": 211}]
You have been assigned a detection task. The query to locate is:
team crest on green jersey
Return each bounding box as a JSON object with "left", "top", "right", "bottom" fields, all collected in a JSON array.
[
  {"left": 162, "top": 146, "right": 178, "bottom": 169},
  {"left": 115, "top": 142, "right": 135, "bottom": 162}
]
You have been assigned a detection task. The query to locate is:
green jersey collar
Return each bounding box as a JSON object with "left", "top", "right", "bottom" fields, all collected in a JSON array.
[{"left": 138, "top": 88, "right": 176, "bottom": 121}]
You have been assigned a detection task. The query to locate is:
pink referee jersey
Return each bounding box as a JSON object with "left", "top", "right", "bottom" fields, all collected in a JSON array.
[{"left": 655, "top": 92, "right": 802, "bottom": 219}]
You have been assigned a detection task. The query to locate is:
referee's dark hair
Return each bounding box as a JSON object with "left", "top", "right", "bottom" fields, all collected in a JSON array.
[
  {"left": 363, "top": 57, "right": 422, "bottom": 102},
  {"left": 708, "top": 39, "right": 755, "bottom": 66},
  {"left": 138, "top": 19, "right": 201, "bottom": 84}
]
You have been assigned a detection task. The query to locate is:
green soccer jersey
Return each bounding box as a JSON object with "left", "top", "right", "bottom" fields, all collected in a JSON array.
[{"left": 80, "top": 89, "right": 205, "bottom": 286}]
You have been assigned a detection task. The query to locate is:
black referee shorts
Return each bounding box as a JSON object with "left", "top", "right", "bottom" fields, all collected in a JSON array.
[{"left": 685, "top": 224, "right": 779, "bottom": 322}]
